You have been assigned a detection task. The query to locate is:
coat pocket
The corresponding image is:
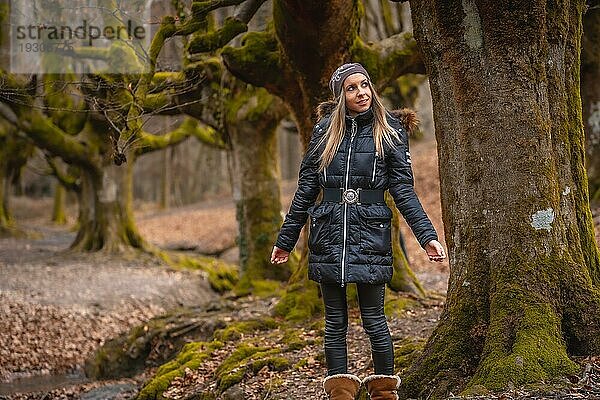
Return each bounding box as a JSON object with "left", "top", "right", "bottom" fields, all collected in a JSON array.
[
  {"left": 357, "top": 205, "right": 393, "bottom": 255},
  {"left": 307, "top": 204, "right": 334, "bottom": 255}
]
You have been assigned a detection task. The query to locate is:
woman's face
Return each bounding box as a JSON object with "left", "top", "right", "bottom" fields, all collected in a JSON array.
[{"left": 343, "top": 73, "right": 372, "bottom": 116}]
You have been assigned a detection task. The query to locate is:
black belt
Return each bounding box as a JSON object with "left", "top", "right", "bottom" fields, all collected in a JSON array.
[{"left": 322, "top": 188, "right": 385, "bottom": 204}]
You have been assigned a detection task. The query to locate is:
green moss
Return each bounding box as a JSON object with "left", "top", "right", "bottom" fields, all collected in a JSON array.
[
  {"left": 225, "top": 87, "right": 277, "bottom": 123},
  {"left": 213, "top": 318, "right": 279, "bottom": 342},
  {"left": 235, "top": 278, "right": 284, "bottom": 298},
  {"left": 384, "top": 295, "right": 421, "bottom": 317},
  {"left": 106, "top": 41, "right": 145, "bottom": 74},
  {"left": 137, "top": 340, "right": 224, "bottom": 400},
  {"left": 345, "top": 283, "right": 359, "bottom": 308},
  {"left": 350, "top": 37, "right": 381, "bottom": 82},
  {"left": 216, "top": 343, "right": 288, "bottom": 391},
  {"left": 393, "top": 338, "right": 425, "bottom": 372},
  {"left": 176, "top": 255, "right": 239, "bottom": 293},
  {"left": 249, "top": 356, "right": 290, "bottom": 373},
  {"left": 281, "top": 329, "right": 306, "bottom": 351},
  {"left": 210, "top": 331, "right": 293, "bottom": 391},
  {"left": 85, "top": 320, "right": 164, "bottom": 380},
  {"left": 468, "top": 287, "right": 579, "bottom": 392},
  {"left": 309, "top": 318, "right": 325, "bottom": 333},
  {"left": 461, "top": 384, "right": 491, "bottom": 397},
  {"left": 221, "top": 30, "right": 283, "bottom": 89},
  {"left": 218, "top": 367, "right": 246, "bottom": 391},
  {"left": 274, "top": 281, "right": 323, "bottom": 321},
  {"left": 188, "top": 17, "right": 248, "bottom": 54}
]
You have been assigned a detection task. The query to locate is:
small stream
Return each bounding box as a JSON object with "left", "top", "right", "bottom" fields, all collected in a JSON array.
[
  {"left": 0, "top": 371, "right": 89, "bottom": 395},
  {"left": 0, "top": 371, "right": 138, "bottom": 399}
]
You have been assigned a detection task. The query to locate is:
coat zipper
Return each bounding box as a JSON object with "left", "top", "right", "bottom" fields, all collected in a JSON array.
[
  {"left": 340, "top": 118, "right": 357, "bottom": 287},
  {"left": 324, "top": 166, "right": 327, "bottom": 182},
  {"left": 371, "top": 151, "right": 378, "bottom": 183}
]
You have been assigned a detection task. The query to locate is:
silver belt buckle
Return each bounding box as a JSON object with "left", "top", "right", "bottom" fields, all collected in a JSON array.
[{"left": 342, "top": 188, "right": 360, "bottom": 204}]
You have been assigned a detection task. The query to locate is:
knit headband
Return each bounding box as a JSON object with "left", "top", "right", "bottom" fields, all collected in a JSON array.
[{"left": 329, "top": 62, "right": 371, "bottom": 98}]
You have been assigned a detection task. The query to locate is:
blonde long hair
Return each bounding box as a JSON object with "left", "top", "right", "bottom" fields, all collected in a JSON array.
[{"left": 313, "top": 82, "right": 400, "bottom": 172}]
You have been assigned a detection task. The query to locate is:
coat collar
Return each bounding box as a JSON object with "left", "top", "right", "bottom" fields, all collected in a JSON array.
[
  {"left": 345, "top": 107, "right": 373, "bottom": 127},
  {"left": 316, "top": 100, "right": 418, "bottom": 134}
]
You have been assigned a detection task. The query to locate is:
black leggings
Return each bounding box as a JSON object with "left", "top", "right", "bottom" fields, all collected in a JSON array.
[{"left": 321, "top": 282, "right": 394, "bottom": 376}]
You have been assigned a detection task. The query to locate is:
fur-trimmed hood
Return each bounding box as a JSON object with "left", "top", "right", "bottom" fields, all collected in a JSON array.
[{"left": 315, "top": 100, "right": 419, "bottom": 134}]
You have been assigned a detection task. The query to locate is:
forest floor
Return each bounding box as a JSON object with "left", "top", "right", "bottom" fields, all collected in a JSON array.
[{"left": 1, "top": 135, "right": 599, "bottom": 400}]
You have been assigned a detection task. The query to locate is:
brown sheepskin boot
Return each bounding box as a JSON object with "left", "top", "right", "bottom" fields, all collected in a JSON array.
[
  {"left": 363, "top": 375, "right": 401, "bottom": 400},
  {"left": 323, "top": 374, "right": 362, "bottom": 400}
]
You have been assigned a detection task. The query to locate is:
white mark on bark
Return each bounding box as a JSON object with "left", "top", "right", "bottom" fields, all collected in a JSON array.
[
  {"left": 99, "top": 175, "right": 117, "bottom": 203},
  {"left": 462, "top": 280, "right": 470, "bottom": 287},
  {"left": 562, "top": 186, "right": 571, "bottom": 195},
  {"left": 531, "top": 208, "right": 555, "bottom": 231},
  {"left": 461, "top": 0, "right": 483, "bottom": 50}
]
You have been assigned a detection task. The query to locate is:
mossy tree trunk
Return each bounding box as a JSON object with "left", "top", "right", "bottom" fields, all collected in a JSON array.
[
  {"left": 226, "top": 86, "right": 291, "bottom": 292},
  {"left": 70, "top": 118, "right": 209, "bottom": 253},
  {"left": 138, "top": 54, "right": 292, "bottom": 288},
  {"left": 0, "top": 120, "right": 33, "bottom": 236},
  {"left": 71, "top": 159, "right": 145, "bottom": 253},
  {"left": 582, "top": 6, "right": 600, "bottom": 203},
  {"left": 402, "top": 1, "right": 600, "bottom": 397},
  {"left": 387, "top": 193, "right": 425, "bottom": 296},
  {"left": 52, "top": 183, "right": 67, "bottom": 225}
]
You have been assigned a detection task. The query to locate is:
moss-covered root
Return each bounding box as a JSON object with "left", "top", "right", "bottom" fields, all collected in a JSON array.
[
  {"left": 467, "top": 290, "right": 579, "bottom": 392},
  {"left": 85, "top": 309, "right": 227, "bottom": 380},
  {"left": 138, "top": 323, "right": 295, "bottom": 399},
  {"left": 212, "top": 318, "right": 279, "bottom": 342},
  {"left": 400, "top": 288, "right": 583, "bottom": 399},
  {"left": 215, "top": 343, "right": 290, "bottom": 392},
  {"left": 137, "top": 341, "right": 224, "bottom": 400}
]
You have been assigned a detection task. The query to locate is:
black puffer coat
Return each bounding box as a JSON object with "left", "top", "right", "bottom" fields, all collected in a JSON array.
[{"left": 275, "top": 103, "right": 438, "bottom": 286}]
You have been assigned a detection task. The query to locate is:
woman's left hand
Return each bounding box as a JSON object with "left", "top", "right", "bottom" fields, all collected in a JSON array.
[{"left": 425, "top": 240, "right": 446, "bottom": 262}]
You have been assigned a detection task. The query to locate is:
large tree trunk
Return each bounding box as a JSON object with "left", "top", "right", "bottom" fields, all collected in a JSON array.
[
  {"left": 403, "top": 1, "right": 600, "bottom": 397},
  {"left": 272, "top": 0, "right": 359, "bottom": 147},
  {"left": 582, "top": 7, "right": 600, "bottom": 202},
  {"left": 0, "top": 122, "right": 32, "bottom": 236},
  {"left": 71, "top": 161, "right": 145, "bottom": 253},
  {"left": 227, "top": 87, "right": 291, "bottom": 291}
]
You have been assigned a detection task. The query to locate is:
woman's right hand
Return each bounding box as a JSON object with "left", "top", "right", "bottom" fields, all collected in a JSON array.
[{"left": 270, "top": 246, "right": 290, "bottom": 264}]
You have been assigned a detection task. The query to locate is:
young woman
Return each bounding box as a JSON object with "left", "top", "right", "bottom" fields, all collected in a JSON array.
[{"left": 271, "top": 63, "right": 445, "bottom": 400}]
